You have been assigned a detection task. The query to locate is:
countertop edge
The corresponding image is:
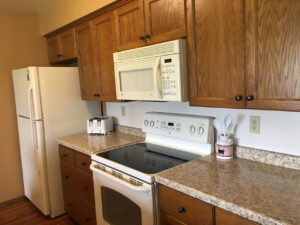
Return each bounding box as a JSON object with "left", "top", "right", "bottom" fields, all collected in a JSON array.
[{"left": 155, "top": 176, "right": 288, "bottom": 225}]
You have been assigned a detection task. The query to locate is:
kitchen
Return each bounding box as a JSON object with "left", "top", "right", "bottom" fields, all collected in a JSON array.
[{"left": 0, "top": 0, "right": 299, "bottom": 225}]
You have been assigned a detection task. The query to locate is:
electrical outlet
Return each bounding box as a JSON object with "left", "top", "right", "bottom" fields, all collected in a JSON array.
[
  {"left": 121, "top": 105, "right": 126, "bottom": 117},
  {"left": 250, "top": 116, "right": 260, "bottom": 134}
]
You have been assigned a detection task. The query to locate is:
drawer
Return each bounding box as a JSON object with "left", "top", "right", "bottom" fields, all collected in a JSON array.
[
  {"left": 216, "top": 208, "right": 259, "bottom": 225},
  {"left": 159, "top": 185, "right": 214, "bottom": 225},
  {"left": 161, "top": 212, "right": 188, "bottom": 225},
  {"left": 60, "top": 161, "right": 95, "bottom": 206},
  {"left": 75, "top": 151, "right": 92, "bottom": 174},
  {"left": 64, "top": 189, "right": 96, "bottom": 225},
  {"left": 59, "top": 145, "right": 75, "bottom": 165}
]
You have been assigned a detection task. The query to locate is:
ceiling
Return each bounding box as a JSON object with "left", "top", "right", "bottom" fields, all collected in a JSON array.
[{"left": 0, "top": 0, "right": 51, "bottom": 13}]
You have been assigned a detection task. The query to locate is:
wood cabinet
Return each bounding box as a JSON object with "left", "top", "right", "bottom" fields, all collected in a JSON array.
[
  {"left": 59, "top": 145, "right": 96, "bottom": 225},
  {"left": 246, "top": 0, "right": 300, "bottom": 111},
  {"left": 47, "top": 29, "right": 77, "bottom": 63},
  {"left": 188, "top": 0, "right": 300, "bottom": 111},
  {"left": 159, "top": 185, "right": 214, "bottom": 225},
  {"left": 92, "top": 11, "right": 118, "bottom": 101},
  {"left": 216, "top": 208, "right": 258, "bottom": 225},
  {"left": 114, "top": 0, "right": 187, "bottom": 51},
  {"left": 187, "top": 0, "right": 245, "bottom": 108},
  {"left": 159, "top": 185, "right": 259, "bottom": 225},
  {"left": 75, "top": 22, "right": 100, "bottom": 101}
]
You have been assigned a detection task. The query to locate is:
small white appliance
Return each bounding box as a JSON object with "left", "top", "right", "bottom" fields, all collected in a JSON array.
[
  {"left": 90, "top": 112, "right": 214, "bottom": 225},
  {"left": 12, "top": 67, "right": 99, "bottom": 218},
  {"left": 113, "top": 39, "right": 188, "bottom": 101},
  {"left": 87, "top": 116, "right": 113, "bottom": 135}
]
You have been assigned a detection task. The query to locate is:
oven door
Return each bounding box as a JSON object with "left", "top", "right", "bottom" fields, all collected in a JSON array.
[
  {"left": 114, "top": 57, "right": 163, "bottom": 101},
  {"left": 90, "top": 162, "right": 155, "bottom": 225}
]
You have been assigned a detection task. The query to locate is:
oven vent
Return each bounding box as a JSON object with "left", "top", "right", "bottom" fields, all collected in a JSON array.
[{"left": 114, "top": 39, "right": 186, "bottom": 62}]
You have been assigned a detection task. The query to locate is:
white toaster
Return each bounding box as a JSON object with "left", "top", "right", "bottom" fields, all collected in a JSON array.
[{"left": 87, "top": 116, "right": 113, "bottom": 135}]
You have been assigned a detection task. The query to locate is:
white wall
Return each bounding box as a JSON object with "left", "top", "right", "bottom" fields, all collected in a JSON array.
[{"left": 106, "top": 102, "right": 300, "bottom": 156}]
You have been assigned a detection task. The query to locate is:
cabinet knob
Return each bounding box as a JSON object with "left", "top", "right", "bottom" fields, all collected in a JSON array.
[
  {"left": 93, "top": 93, "right": 100, "bottom": 97},
  {"left": 64, "top": 175, "right": 70, "bottom": 179},
  {"left": 63, "top": 154, "right": 68, "bottom": 157},
  {"left": 67, "top": 203, "right": 72, "bottom": 207},
  {"left": 178, "top": 207, "right": 185, "bottom": 213},
  {"left": 145, "top": 34, "right": 151, "bottom": 39},
  {"left": 246, "top": 95, "right": 254, "bottom": 101},
  {"left": 83, "top": 186, "right": 88, "bottom": 190},
  {"left": 57, "top": 54, "right": 63, "bottom": 57},
  {"left": 81, "top": 162, "right": 87, "bottom": 166},
  {"left": 85, "top": 217, "right": 90, "bottom": 222},
  {"left": 235, "top": 95, "right": 243, "bottom": 101}
]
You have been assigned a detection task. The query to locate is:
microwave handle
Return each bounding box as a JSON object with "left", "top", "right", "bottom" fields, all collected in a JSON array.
[{"left": 154, "top": 57, "right": 162, "bottom": 97}]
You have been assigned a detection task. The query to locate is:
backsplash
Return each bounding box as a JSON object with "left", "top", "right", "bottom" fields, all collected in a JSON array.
[{"left": 106, "top": 101, "right": 300, "bottom": 157}]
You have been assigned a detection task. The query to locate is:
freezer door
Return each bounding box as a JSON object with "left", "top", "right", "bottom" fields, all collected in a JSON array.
[
  {"left": 16, "top": 117, "right": 50, "bottom": 215},
  {"left": 12, "top": 67, "right": 43, "bottom": 120}
]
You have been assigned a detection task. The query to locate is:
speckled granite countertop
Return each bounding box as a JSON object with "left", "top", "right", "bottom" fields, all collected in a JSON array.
[
  {"left": 57, "top": 131, "right": 144, "bottom": 155},
  {"left": 155, "top": 156, "right": 300, "bottom": 225}
]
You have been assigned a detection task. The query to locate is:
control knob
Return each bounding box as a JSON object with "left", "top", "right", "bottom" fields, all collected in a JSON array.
[
  {"left": 150, "top": 120, "right": 155, "bottom": 127},
  {"left": 144, "top": 120, "right": 149, "bottom": 127},
  {"left": 198, "top": 126, "right": 205, "bottom": 135},
  {"left": 190, "top": 125, "right": 196, "bottom": 134}
]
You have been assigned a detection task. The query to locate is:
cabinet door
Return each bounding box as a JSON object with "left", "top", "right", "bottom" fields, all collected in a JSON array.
[
  {"left": 161, "top": 212, "right": 188, "bottom": 225},
  {"left": 188, "top": 0, "right": 245, "bottom": 108},
  {"left": 75, "top": 22, "right": 100, "bottom": 100},
  {"left": 144, "top": 0, "right": 186, "bottom": 45},
  {"left": 216, "top": 208, "right": 258, "bottom": 225},
  {"left": 114, "top": 0, "right": 146, "bottom": 50},
  {"left": 92, "top": 12, "right": 118, "bottom": 101},
  {"left": 60, "top": 29, "right": 77, "bottom": 61},
  {"left": 246, "top": 0, "right": 300, "bottom": 111},
  {"left": 47, "top": 35, "right": 62, "bottom": 63}
]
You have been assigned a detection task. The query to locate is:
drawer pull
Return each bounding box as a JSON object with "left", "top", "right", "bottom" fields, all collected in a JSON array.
[
  {"left": 83, "top": 186, "right": 88, "bottom": 190},
  {"left": 85, "top": 217, "right": 90, "bottom": 222},
  {"left": 64, "top": 175, "right": 70, "bottom": 179},
  {"left": 63, "top": 154, "right": 68, "bottom": 157},
  {"left": 67, "top": 203, "right": 72, "bottom": 207},
  {"left": 178, "top": 207, "right": 185, "bottom": 213},
  {"left": 81, "top": 162, "right": 87, "bottom": 166}
]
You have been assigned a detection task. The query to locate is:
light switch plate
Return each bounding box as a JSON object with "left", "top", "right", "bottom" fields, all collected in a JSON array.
[{"left": 250, "top": 116, "right": 260, "bottom": 134}]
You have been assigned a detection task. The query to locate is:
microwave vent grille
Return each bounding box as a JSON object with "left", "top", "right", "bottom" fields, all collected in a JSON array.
[{"left": 115, "top": 40, "right": 180, "bottom": 62}]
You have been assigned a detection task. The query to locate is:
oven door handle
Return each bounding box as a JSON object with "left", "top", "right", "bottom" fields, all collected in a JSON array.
[{"left": 90, "top": 164, "right": 151, "bottom": 193}]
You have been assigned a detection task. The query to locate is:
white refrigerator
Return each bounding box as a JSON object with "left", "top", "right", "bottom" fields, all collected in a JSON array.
[{"left": 12, "top": 67, "right": 100, "bottom": 218}]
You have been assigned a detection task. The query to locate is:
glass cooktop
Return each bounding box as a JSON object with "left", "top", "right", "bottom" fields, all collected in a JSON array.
[{"left": 96, "top": 143, "right": 199, "bottom": 174}]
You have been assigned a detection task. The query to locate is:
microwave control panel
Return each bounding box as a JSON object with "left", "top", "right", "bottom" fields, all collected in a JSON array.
[{"left": 161, "top": 55, "right": 181, "bottom": 100}]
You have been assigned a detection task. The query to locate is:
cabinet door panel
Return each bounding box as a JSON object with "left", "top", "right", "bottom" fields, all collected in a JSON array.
[
  {"left": 60, "top": 29, "right": 77, "bottom": 61},
  {"left": 93, "top": 12, "right": 118, "bottom": 101},
  {"left": 246, "top": 0, "right": 300, "bottom": 111},
  {"left": 114, "top": 0, "right": 146, "bottom": 50},
  {"left": 216, "top": 208, "right": 258, "bottom": 225},
  {"left": 144, "top": 0, "right": 186, "bottom": 45},
  {"left": 75, "top": 22, "right": 100, "bottom": 100},
  {"left": 188, "top": 0, "right": 245, "bottom": 108},
  {"left": 47, "top": 35, "right": 61, "bottom": 63}
]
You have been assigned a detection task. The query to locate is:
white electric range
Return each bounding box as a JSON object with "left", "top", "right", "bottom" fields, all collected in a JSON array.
[{"left": 90, "top": 112, "right": 214, "bottom": 225}]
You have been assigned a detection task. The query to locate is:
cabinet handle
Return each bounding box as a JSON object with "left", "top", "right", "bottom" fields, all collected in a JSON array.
[
  {"left": 235, "top": 95, "right": 243, "bottom": 101},
  {"left": 178, "top": 207, "right": 185, "bottom": 213},
  {"left": 93, "top": 93, "right": 101, "bottom": 97},
  {"left": 83, "top": 186, "right": 88, "bottom": 190},
  {"left": 67, "top": 203, "right": 72, "bottom": 207},
  {"left": 145, "top": 34, "right": 151, "bottom": 39},
  {"left": 139, "top": 36, "right": 146, "bottom": 40},
  {"left": 57, "top": 54, "right": 63, "bottom": 57},
  {"left": 246, "top": 95, "right": 254, "bottom": 101},
  {"left": 63, "top": 154, "right": 68, "bottom": 157},
  {"left": 81, "top": 162, "right": 87, "bottom": 166},
  {"left": 85, "top": 217, "right": 90, "bottom": 222},
  {"left": 64, "top": 175, "right": 70, "bottom": 179}
]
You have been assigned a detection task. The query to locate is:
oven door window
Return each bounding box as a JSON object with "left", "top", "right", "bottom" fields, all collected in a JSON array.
[{"left": 101, "top": 187, "right": 142, "bottom": 225}]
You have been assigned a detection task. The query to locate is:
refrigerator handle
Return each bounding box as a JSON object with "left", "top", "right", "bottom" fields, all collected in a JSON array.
[
  {"left": 27, "top": 86, "right": 35, "bottom": 120},
  {"left": 31, "top": 121, "right": 38, "bottom": 150}
]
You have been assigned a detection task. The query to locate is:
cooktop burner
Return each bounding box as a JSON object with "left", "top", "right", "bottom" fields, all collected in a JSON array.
[{"left": 96, "top": 143, "right": 199, "bottom": 174}]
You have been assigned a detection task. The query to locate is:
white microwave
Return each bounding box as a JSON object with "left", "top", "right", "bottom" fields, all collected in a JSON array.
[{"left": 113, "top": 39, "right": 188, "bottom": 101}]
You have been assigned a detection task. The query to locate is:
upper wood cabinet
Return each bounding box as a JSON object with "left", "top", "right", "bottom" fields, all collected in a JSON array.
[
  {"left": 75, "top": 22, "right": 100, "bottom": 101},
  {"left": 246, "top": 0, "right": 300, "bottom": 111},
  {"left": 187, "top": 0, "right": 245, "bottom": 108},
  {"left": 188, "top": 0, "right": 300, "bottom": 111},
  {"left": 114, "top": 0, "right": 187, "bottom": 51},
  {"left": 92, "top": 11, "right": 118, "bottom": 101},
  {"left": 47, "top": 29, "right": 77, "bottom": 63},
  {"left": 144, "top": 0, "right": 187, "bottom": 45}
]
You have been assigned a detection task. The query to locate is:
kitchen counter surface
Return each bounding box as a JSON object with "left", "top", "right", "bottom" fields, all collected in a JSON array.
[
  {"left": 155, "top": 155, "right": 300, "bottom": 225},
  {"left": 57, "top": 131, "right": 145, "bottom": 155}
]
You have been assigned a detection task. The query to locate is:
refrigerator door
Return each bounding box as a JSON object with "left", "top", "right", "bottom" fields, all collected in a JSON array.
[
  {"left": 16, "top": 116, "right": 50, "bottom": 215},
  {"left": 38, "top": 67, "right": 100, "bottom": 218},
  {"left": 12, "top": 67, "right": 43, "bottom": 120}
]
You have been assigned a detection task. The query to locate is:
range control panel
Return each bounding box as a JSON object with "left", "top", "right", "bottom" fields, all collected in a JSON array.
[{"left": 143, "top": 112, "right": 214, "bottom": 144}]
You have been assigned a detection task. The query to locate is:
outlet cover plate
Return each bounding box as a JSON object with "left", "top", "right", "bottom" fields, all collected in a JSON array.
[{"left": 250, "top": 116, "right": 260, "bottom": 134}]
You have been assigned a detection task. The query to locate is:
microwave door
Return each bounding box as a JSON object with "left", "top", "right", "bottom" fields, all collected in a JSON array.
[{"left": 114, "top": 58, "right": 162, "bottom": 101}]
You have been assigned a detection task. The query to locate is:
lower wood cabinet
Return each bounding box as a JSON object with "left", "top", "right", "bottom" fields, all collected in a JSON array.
[
  {"left": 59, "top": 145, "right": 96, "bottom": 225},
  {"left": 159, "top": 185, "right": 259, "bottom": 225}
]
